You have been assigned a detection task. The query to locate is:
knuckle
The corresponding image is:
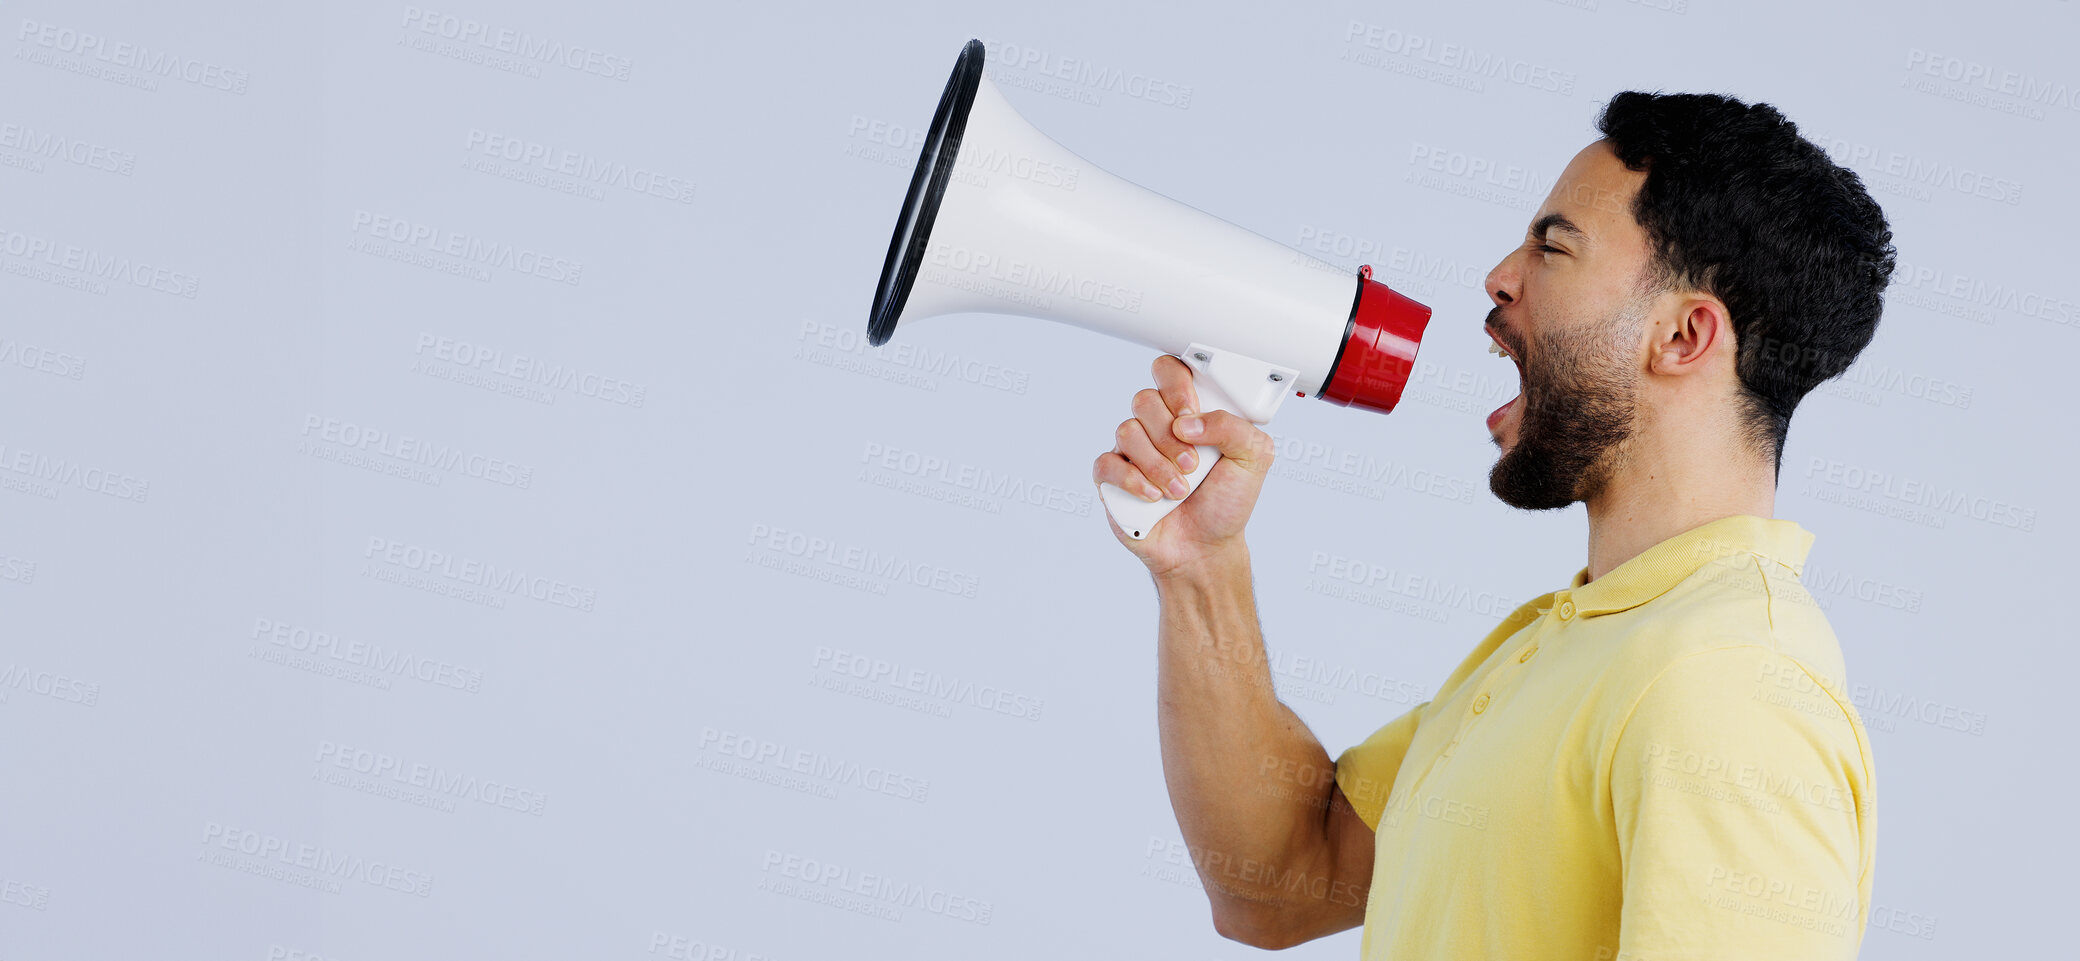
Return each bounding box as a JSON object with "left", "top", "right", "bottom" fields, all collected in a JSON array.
[{"left": 1252, "top": 430, "right": 1276, "bottom": 463}]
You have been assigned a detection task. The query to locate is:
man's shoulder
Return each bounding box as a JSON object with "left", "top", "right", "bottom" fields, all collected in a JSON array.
[{"left": 1598, "top": 550, "right": 1854, "bottom": 710}]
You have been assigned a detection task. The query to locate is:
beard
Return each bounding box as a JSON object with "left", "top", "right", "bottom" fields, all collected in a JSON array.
[{"left": 1487, "top": 299, "right": 1646, "bottom": 511}]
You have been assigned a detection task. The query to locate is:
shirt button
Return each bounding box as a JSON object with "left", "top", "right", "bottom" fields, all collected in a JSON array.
[
  {"left": 1519, "top": 646, "right": 1537, "bottom": 663},
  {"left": 1557, "top": 600, "right": 1577, "bottom": 620},
  {"left": 1472, "top": 693, "right": 1490, "bottom": 714}
]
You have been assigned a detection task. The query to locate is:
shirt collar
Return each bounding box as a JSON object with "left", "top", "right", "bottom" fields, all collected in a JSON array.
[{"left": 1563, "top": 514, "right": 1815, "bottom": 618}]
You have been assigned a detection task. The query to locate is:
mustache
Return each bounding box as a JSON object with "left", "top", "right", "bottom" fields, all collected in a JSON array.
[{"left": 1483, "top": 307, "right": 1525, "bottom": 361}]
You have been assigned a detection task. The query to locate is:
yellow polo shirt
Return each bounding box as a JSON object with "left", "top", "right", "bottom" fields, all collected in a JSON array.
[{"left": 1334, "top": 514, "right": 1875, "bottom": 960}]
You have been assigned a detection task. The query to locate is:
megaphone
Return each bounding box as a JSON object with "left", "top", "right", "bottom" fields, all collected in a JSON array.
[{"left": 869, "top": 39, "right": 1431, "bottom": 540}]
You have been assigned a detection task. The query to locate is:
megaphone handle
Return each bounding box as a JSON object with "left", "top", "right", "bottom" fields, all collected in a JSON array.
[{"left": 1098, "top": 363, "right": 1250, "bottom": 542}]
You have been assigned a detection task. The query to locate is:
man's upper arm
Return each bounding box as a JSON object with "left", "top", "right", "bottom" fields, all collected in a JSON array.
[
  {"left": 1252, "top": 703, "right": 1427, "bottom": 946},
  {"left": 1608, "top": 646, "right": 1875, "bottom": 960}
]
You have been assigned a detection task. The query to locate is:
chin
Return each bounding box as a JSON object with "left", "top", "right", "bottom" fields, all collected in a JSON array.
[{"left": 1488, "top": 446, "right": 1588, "bottom": 511}]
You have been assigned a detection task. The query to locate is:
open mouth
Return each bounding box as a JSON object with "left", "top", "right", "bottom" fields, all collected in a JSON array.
[{"left": 1484, "top": 330, "right": 1525, "bottom": 435}]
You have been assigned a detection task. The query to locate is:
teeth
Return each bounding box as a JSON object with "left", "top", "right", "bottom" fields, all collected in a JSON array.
[{"left": 1488, "top": 341, "right": 1507, "bottom": 358}]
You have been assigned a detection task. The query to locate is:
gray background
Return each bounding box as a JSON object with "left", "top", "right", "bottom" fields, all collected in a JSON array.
[{"left": 1, "top": 0, "right": 2070, "bottom": 957}]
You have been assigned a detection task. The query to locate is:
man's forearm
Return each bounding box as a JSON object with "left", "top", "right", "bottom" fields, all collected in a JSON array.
[{"left": 1153, "top": 542, "right": 1342, "bottom": 923}]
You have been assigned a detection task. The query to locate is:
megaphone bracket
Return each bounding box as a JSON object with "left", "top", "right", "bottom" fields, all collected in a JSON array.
[{"left": 1177, "top": 343, "right": 1297, "bottom": 425}]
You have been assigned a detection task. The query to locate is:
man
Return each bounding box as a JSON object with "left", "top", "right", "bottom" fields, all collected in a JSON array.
[{"left": 1092, "top": 91, "right": 1895, "bottom": 959}]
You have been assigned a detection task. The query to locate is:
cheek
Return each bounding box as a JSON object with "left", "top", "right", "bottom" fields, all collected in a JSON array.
[
  {"left": 1519, "top": 264, "right": 1573, "bottom": 321},
  {"left": 1521, "top": 305, "right": 1573, "bottom": 368},
  {"left": 1523, "top": 260, "right": 1585, "bottom": 305}
]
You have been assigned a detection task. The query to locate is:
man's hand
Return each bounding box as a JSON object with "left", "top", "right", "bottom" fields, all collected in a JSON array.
[{"left": 1093, "top": 354, "right": 1278, "bottom": 578}]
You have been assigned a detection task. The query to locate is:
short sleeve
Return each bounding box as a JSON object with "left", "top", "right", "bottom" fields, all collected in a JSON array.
[
  {"left": 1609, "top": 646, "right": 1875, "bottom": 961},
  {"left": 1334, "top": 702, "right": 1428, "bottom": 831}
]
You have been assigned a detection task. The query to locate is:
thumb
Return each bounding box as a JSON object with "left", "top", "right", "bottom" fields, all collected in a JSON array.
[{"left": 1170, "top": 410, "right": 1273, "bottom": 474}]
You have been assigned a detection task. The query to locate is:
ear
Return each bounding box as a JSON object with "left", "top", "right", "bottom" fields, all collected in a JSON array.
[{"left": 1646, "top": 295, "right": 1730, "bottom": 378}]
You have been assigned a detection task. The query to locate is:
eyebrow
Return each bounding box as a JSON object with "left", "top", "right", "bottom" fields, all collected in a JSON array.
[{"left": 1531, "top": 212, "right": 1591, "bottom": 247}]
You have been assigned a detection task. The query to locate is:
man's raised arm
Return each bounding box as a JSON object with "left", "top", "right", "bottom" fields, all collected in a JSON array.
[{"left": 1092, "top": 354, "right": 1376, "bottom": 949}]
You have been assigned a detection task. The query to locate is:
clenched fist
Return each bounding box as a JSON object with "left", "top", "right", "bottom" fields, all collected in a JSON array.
[{"left": 1093, "top": 354, "right": 1277, "bottom": 579}]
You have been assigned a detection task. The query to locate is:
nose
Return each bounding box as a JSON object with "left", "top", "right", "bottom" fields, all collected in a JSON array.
[{"left": 1485, "top": 251, "right": 1520, "bottom": 307}]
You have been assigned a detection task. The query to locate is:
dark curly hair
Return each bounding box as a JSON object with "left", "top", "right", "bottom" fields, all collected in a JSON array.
[{"left": 1596, "top": 91, "right": 1896, "bottom": 471}]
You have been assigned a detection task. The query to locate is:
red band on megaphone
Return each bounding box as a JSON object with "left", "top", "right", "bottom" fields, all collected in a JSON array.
[{"left": 1320, "top": 274, "right": 1431, "bottom": 415}]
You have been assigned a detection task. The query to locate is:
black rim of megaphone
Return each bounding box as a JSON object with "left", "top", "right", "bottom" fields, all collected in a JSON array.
[{"left": 868, "top": 39, "right": 985, "bottom": 347}]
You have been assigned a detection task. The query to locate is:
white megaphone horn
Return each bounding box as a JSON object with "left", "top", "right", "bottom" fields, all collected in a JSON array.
[{"left": 869, "top": 39, "right": 1431, "bottom": 540}]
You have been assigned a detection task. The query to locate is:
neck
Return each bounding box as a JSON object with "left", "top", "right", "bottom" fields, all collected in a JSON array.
[{"left": 1582, "top": 435, "right": 1777, "bottom": 582}]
